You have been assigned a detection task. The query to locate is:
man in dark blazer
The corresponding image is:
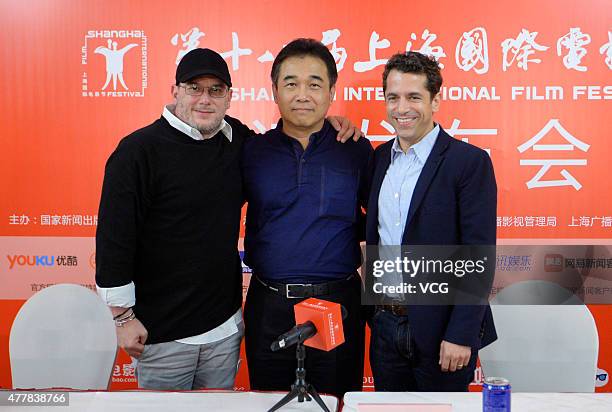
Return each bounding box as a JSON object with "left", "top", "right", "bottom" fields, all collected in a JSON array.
[{"left": 365, "top": 51, "right": 497, "bottom": 391}]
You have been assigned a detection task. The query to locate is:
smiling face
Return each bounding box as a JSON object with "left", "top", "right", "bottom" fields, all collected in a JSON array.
[
  {"left": 171, "top": 75, "right": 231, "bottom": 136},
  {"left": 384, "top": 69, "right": 440, "bottom": 148},
  {"left": 272, "top": 55, "right": 335, "bottom": 139}
]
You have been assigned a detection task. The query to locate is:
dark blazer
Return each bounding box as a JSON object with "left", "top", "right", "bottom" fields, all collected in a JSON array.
[{"left": 366, "top": 127, "right": 497, "bottom": 355}]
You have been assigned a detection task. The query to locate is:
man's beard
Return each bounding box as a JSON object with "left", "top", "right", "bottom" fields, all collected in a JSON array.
[{"left": 190, "top": 117, "right": 223, "bottom": 137}]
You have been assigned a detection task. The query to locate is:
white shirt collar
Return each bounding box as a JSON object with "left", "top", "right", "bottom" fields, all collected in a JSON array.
[
  {"left": 391, "top": 124, "right": 439, "bottom": 164},
  {"left": 162, "top": 105, "right": 232, "bottom": 142}
]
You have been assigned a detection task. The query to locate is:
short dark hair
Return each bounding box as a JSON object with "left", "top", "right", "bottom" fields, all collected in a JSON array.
[
  {"left": 271, "top": 38, "right": 338, "bottom": 88},
  {"left": 382, "top": 52, "right": 442, "bottom": 99}
]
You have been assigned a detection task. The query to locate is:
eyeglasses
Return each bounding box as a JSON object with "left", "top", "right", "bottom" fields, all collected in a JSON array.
[{"left": 179, "top": 83, "right": 229, "bottom": 98}]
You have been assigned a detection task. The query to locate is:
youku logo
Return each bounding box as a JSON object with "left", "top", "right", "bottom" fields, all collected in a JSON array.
[
  {"left": 81, "top": 30, "right": 148, "bottom": 97},
  {"left": 7, "top": 255, "right": 78, "bottom": 269},
  {"left": 7, "top": 255, "right": 55, "bottom": 269}
]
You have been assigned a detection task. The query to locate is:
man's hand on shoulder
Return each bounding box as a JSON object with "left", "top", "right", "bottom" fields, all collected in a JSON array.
[{"left": 327, "top": 116, "right": 365, "bottom": 142}]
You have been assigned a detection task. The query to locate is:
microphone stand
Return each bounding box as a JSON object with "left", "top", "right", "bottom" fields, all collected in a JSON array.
[{"left": 267, "top": 340, "right": 330, "bottom": 412}]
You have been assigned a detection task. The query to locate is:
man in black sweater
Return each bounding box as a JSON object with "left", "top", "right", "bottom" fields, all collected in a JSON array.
[{"left": 95, "top": 48, "right": 360, "bottom": 390}]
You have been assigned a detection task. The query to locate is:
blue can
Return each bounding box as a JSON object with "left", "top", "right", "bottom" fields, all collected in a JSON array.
[{"left": 483, "top": 377, "right": 511, "bottom": 412}]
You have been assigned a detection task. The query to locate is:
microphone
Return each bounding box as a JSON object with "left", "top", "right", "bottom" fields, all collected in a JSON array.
[
  {"left": 270, "top": 321, "right": 316, "bottom": 352},
  {"left": 270, "top": 298, "right": 346, "bottom": 352}
]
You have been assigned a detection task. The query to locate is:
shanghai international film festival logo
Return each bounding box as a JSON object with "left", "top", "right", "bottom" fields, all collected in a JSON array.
[{"left": 81, "top": 30, "right": 148, "bottom": 97}]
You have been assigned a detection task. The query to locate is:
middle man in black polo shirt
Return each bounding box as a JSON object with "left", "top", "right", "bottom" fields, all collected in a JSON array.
[{"left": 242, "top": 38, "right": 373, "bottom": 397}]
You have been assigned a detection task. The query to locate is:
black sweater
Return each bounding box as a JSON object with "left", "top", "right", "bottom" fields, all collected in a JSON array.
[{"left": 96, "top": 115, "right": 251, "bottom": 343}]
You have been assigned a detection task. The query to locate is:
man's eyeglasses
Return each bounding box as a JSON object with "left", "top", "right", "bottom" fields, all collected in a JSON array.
[{"left": 179, "top": 83, "right": 229, "bottom": 98}]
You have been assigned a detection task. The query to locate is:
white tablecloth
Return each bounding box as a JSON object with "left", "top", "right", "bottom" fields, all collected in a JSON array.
[
  {"left": 343, "top": 391, "right": 612, "bottom": 412},
  {"left": 0, "top": 390, "right": 338, "bottom": 412}
]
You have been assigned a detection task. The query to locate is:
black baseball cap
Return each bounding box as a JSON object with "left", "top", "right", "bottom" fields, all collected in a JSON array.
[{"left": 175, "top": 48, "right": 232, "bottom": 87}]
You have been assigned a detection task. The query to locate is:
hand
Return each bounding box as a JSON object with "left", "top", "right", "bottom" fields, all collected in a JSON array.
[
  {"left": 116, "top": 317, "right": 148, "bottom": 358},
  {"left": 327, "top": 116, "right": 365, "bottom": 142},
  {"left": 439, "top": 340, "right": 471, "bottom": 372}
]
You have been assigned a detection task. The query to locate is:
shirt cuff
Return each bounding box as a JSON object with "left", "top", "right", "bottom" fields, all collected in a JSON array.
[{"left": 96, "top": 281, "right": 136, "bottom": 307}]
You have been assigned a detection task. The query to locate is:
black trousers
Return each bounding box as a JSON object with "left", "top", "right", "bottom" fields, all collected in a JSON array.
[
  {"left": 244, "top": 274, "right": 365, "bottom": 398},
  {"left": 370, "top": 309, "right": 477, "bottom": 391}
]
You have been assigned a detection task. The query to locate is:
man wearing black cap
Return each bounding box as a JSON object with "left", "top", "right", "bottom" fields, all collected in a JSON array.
[{"left": 95, "top": 48, "right": 360, "bottom": 390}]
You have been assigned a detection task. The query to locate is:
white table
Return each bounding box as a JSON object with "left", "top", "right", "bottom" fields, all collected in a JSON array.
[
  {"left": 0, "top": 390, "right": 338, "bottom": 411},
  {"left": 343, "top": 391, "right": 612, "bottom": 412}
]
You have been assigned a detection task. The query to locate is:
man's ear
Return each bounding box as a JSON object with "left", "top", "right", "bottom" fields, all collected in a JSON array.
[
  {"left": 225, "top": 89, "right": 232, "bottom": 110},
  {"left": 272, "top": 83, "right": 278, "bottom": 104},
  {"left": 431, "top": 92, "right": 441, "bottom": 113}
]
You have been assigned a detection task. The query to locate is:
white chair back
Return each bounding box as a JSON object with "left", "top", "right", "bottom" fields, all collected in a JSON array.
[
  {"left": 479, "top": 280, "right": 598, "bottom": 392},
  {"left": 9, "top": 284, "right": 117, "bottom": 389}
]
